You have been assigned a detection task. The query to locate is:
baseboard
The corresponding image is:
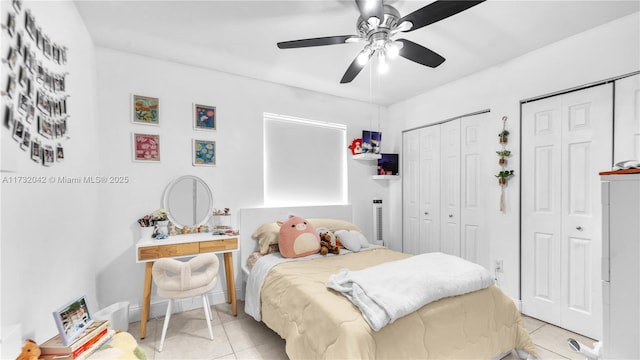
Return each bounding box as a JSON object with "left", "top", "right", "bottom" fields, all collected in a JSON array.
[{"left": 128, "top": 289, "right": 243, "bottom": 323}]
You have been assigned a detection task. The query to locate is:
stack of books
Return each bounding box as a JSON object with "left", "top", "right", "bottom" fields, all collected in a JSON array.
[{"left": 40, "top": 320, "right": 114, "bottom": 360}]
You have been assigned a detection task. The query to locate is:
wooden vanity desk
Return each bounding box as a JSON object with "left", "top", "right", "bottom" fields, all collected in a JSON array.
[{"left": 136, "top": 233, "right": 239, "bottom": 339}]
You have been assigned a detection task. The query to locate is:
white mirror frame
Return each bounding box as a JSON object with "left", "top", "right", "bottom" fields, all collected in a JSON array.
[{"left": 162, "top": 175, "right": 213, "bottom": 229}]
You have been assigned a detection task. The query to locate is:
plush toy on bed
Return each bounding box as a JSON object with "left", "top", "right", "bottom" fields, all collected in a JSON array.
[
  {"left": 317, "top": 228, "right": 340, "bottom": 256},
  {"left": 277, "top": 215, "right": 320, "bottom": 258}
]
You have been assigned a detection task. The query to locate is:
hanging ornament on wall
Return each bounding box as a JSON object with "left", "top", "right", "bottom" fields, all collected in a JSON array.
[{"left": 496, "top": 116, "right": 514, "bottom": 212}]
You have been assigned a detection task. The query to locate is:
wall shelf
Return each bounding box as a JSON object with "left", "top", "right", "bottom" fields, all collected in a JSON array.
[
  {"left": 372, "top": 175, "right": 400, "bottom": 180},
  {"left": 353, "top": 153, "right": 381, "bottom": 160}
]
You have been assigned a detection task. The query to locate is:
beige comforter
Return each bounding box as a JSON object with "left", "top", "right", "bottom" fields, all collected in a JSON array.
[{"left": 260, "top": 248, "right": 537, "bottom": 359}]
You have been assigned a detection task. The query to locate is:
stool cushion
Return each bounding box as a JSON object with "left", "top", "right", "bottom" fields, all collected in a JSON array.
[{"left": 152, "top": 253, "right": 219, "bottom": 299}]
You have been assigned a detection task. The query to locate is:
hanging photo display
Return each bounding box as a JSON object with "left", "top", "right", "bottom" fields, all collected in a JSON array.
[{"left": 2, "top": 5, "right": 69, "bottom": 166}]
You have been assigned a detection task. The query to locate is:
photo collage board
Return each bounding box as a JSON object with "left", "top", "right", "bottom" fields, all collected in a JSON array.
[{"left": 2, "top": 0, "right": 69, "bottom": 166}]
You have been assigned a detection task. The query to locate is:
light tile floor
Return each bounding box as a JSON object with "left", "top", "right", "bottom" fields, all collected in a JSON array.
[{"left": 128, "top": 300, "right": 596, "bottom": 359}]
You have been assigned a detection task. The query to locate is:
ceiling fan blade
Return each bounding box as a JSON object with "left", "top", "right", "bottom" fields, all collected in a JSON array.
[
  {"left": 399, "top": 0, "right": 485, "bottom": 32},
  {"left": 355, "top": 0, "right": 385, "bottom": 23},
  {"left": 340, "top": 54, "right": 368, "bottom": 84},
  {"left": 397, "top": 39, "right": 445, "bottom": 68},
  {"left": 277, "top": 35, "right": 358, "bottom": 49}
]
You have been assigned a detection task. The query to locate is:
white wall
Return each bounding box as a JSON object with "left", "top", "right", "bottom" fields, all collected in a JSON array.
[
  {"left": 0, "top": 0, "right": 99, "bottom": 348},
  {"left": 3, "top": 0, "right": 637, "bottom": 348},
  {"left": 93, "top": 47, "right": 386, "bottom": 321},
  {"left": 0, "top": 1, "right": 388, "bottom": 347},
  {"left": 387, "top": 12, "right": 640, "bottom": 300}
]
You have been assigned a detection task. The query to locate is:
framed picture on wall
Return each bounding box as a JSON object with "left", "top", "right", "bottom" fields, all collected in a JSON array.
[
  {"left": 24, "top": 10, "right": 35, "bottom": 40},
  {"left": 193, "top": 103, "right": 216, "bottom": 131},
  {"left": 21, "top": 129, "right": 30, "bottom": 150},
  {"left": 30, "top": 138, "right": 41, "bottom": 163},
  {"left": 56, "top": 143, "right": 64, "bottom": 161},
  {"left": 12, "top": 118, "right": 24, "bottom": 142},
  {"left": 131, "top": 94, "right": 159, "bottom": 125},
  {"left": 4, "top": 12, "right": 15, "bottom": 37},
  {"left": 43, "top": 145, "right": 54, "bottom": 166},
  {"left": 132, "top": 133, "right": 160, "bottom": 162},
  {"left": 3, "top": 104, "right": 14, "bottom": 128},
  {"left": 192, "top": 139, "right": 215, "bottom": 166}
]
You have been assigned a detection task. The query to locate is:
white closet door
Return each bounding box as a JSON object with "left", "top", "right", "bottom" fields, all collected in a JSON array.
[
  {"left": 460, "top": 113, "right": 490, "bottom": 267},
  {"left": 440, "top": 119, "right": 461, "bottom": 256},
  {"left": 522, "top": 95, "right": 564, "bottom": 323},
  {"left": 522, "top": 84, "right": 612, "bottom": 339},
  {"left": 402, "top": 130, "right": 420, "bottom": 255},
  {"left": 560, "top": 84, "right": 611, "bottom": 339},
  {"left": 614, "top": 73, "right": 640, "bottom": 163},
  {"left": 420, "top": 125, "right": 441, "bottom": 254}
]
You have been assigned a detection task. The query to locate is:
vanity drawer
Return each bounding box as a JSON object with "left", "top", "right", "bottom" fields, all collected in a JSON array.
[
  {"left": 138, "top": 242, "right": 200, "bottom": 261},
  {"left": 200, "top": 238, "right": 238, "bottom": 252}
]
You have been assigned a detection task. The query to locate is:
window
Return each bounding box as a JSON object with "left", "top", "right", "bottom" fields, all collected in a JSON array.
[{"left": 263, "top": 113, "right": 347, "bottom": 206}]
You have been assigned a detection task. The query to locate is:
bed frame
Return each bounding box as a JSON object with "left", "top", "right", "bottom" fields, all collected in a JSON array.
[{"left": 237, "top": 204, "right": 352, "bottom": 297}]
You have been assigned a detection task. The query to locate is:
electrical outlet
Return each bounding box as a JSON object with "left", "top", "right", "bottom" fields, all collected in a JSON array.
[{"left": 494, "top": 260, "right": 503, "bottom": 273}]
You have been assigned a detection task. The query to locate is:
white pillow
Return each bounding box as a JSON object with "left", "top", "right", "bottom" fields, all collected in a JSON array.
[
  {"left": 335, "top": 230, "right": 361, "bottom": 252},
  {"left": 355, "top": 231, "right": 370, "bottom": 248}
]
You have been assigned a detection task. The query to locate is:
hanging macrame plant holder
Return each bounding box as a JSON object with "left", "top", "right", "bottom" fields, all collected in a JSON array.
[
  {"left": 499, "top": 179, "right": 507, "bottom": 211},
  {"left": 497, "top": 116, "right": 514, "bottom": 213}
]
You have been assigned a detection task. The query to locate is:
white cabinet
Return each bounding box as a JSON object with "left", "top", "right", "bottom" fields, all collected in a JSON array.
[
  {"left": 402, "top": 112, "right": 490, "bottom": 267},
  {"left": 601, "top": 171, "right": 640, "bottom": 359}
]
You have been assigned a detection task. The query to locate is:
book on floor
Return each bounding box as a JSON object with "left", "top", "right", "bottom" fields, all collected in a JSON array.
[
  {"left": 40, "top": 319, "right": 110, "bottom": 356},
  {"left": 40, "top": 329, "right": 115, "bottom": 360}
]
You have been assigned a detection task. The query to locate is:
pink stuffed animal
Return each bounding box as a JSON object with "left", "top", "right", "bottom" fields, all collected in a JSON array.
[{"left": 277, "top": 215, "right": 320, "bottom": 258}]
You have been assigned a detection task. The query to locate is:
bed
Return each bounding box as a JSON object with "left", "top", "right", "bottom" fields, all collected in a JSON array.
[{"left": 239, "top": 205, "right": 537, "bottom": 359}]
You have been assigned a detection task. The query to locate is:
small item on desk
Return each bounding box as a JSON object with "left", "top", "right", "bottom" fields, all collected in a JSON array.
[{"left": 136, "top": 215, "right": 151, "bottom": 228}]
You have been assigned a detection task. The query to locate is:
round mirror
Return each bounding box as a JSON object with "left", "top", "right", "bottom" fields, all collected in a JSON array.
[{"left": 162, "top": 175, "right": 213, "bottom": 229}]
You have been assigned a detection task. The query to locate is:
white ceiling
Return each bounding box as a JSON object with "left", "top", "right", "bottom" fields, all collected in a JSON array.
[{"left": 74, "top": 0, "right": 639, "bottom": 106}]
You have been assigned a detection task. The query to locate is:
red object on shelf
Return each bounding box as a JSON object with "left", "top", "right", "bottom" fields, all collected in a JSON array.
[{"left": 599, "top": 169, "right": 640, "bottom": 175}]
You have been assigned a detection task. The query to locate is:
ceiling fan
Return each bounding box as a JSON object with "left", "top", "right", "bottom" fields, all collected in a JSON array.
[{"left": 277, "top": 0, "right": 485, "bottom": 84}]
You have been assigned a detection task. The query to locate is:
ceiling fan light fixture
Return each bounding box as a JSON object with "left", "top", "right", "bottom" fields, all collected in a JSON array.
[
  {"left": 367, "top": 16, "right": 380, "bottom": 28},
  {"left": 275, "top": 0, "right": 485, "bottom": 84},
  {"left": 377, "top": 51, "right": 389, "bottom": 74},
  {"left": 357, "top": 47, "right": 373, "bottom": 65},
  {"left": 384, "top": 41, "right": 402, "bottom": 58},
  {"left": 396, "top": 21, "right": 413, "bottom": 32}
]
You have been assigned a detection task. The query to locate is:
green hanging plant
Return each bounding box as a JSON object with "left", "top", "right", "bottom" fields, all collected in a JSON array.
[
  {"left": 498, "top": 130, "right": 510, "bottom": 143},
  {"left": 495, "top": 170, "right": 515, "bottom": 185},
  {"left": 496, "top": 150, "right": 512, "bottom": 165},
  {"left": 496, "top": 150, "right": 511, "bottom": 158}
]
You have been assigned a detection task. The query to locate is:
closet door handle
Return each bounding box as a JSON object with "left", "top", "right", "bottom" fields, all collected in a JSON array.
[
  {"left": 424, "top": 212, "right": 429, "bottom": 215},
  {"left": 449, "top": 214, "right": 453, "bottom": 218},
  {"left": 576, "top": 226, "right": 583, "bottom": 231}
]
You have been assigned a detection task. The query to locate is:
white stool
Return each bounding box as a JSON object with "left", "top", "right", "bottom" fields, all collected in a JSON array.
[{"left": 152, "top": 253, "right": 219, "bottom": 352}]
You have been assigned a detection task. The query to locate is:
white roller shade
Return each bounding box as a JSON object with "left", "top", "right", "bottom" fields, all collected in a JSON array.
[{"left": 264, "top": 113, "right": 347, "bottom": 206}]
